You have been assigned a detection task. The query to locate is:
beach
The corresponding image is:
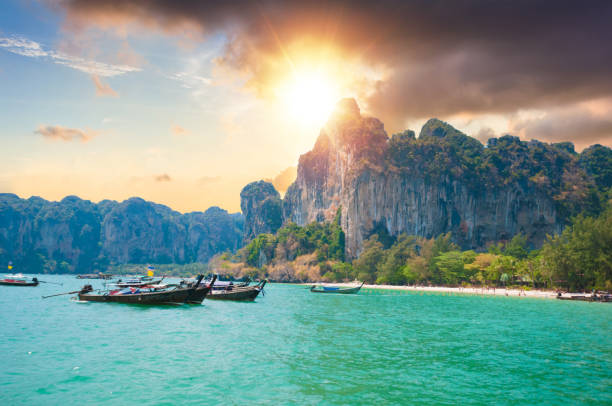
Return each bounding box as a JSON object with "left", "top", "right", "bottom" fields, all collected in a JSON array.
[{"left": 303, "top": 282, "right": 574, "bottom": 299}]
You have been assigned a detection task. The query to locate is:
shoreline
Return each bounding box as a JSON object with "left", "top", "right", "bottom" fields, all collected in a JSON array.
[{"left": 299, "top": 282, "right": 565, "bottom": 299}]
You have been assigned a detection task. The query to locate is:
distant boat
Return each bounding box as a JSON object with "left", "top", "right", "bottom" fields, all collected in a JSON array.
[
  {"left": 111, "top": 277, "right": 163, "bottom": 288},
  {"left": 0, "top": 274, "right": 39, "bottom": 287},
  {"left": 310, "top": 281, "right": 365, "bottom": 294},
  {"left": 556, "top": 292, "right": 611, "bottom": 302},
  {"left": 76, "top": 273, "right": 113, "bottom": 280}
]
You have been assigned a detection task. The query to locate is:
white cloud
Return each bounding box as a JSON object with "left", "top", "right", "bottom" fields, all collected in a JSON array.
[
  {"left": 168, "top": 71, "right": 212, "bottom": 89},
  {"left": 0, "top": 35, "right": 141, "bottom": 77}
]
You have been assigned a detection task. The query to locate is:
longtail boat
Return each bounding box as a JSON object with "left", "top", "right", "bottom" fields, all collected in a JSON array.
[
  {"left": 556, "top": 293, "right": 612, "bottom": 302},
  {"left": 76, "top": 273, "right": 113, "bottom": 280},
  {"left": 0, "top": 274, "right": 39, "bottom": 287},
  {"left": 206, "top": 280, "right": 267, "bottom": 301},
  {"left": 310, "top": 281, "right": 365, "bottom": 294},
  {"left": 77, "top": 275, "right": 205, "bottom": 305},
  {"left": 180, "top": 275, "right": 218, "bottom": 304},
  {"left": 210, "top": 279, "right": 250, "bottom": 291}
]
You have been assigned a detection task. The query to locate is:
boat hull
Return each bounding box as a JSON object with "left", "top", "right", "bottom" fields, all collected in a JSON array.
[
  {"left": 76, "top": 274, "right": 113, "bottom": 280},
  {"left": 184, "top": 285, "right": 213, "bottom": 304},
  {"left": 557, "top": 295, "right": 611, "bottom": 302},
  {"left": 78, "top": 287, "right": 198, "bottom": 305},
  {"left": 207, "top": 287, "right": 262, "bottom": 301},
  {"left": 310, "top": 283, "right": 364, "bottom": 294},
  {"left": 0, "top": 280, "right": 38, "bottom": 287},
  {"left": 207, "top": 281, "right": 266, "bottom": 301}
]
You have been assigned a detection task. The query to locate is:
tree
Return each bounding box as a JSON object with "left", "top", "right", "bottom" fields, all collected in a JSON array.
[
  {"left": 353, "top": 235, "right": 384, "bottom": 283},
  {"left": 464, "top": 253, "right": 497, "bottom": 284},
  {"left": 541, "top": 205, "right": 612, "bottom": 291},
  {"left": 504, "top": 234, "right": 529, "bottom": 259},
  {"left": 434, "top": 251, "right": 465, "bottom": 285},
  {"left": 328, "top": 208, "right": 346, "bottom": 261},
  {"left": 376, "top": 234, "right": 416, "bottom": 285},
  {"left": 332, "top": 262, "right": 354, "bottom": 281},
  {"left": 486, "top": 255, "right": 516, "bottom": 286}
]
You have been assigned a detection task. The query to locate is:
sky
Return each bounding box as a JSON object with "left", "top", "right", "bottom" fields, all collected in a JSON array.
[{"left": 1, "top": 0, "right": 611, "bottom": 213}]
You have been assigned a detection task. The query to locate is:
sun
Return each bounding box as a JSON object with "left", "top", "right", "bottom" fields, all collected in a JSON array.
[{"left": 278, "top": 70, "right": 339, "bottom": 128}]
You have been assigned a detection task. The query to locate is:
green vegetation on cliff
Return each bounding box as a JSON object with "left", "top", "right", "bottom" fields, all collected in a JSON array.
[
  {"left": 210, "top": 208, "right": 347, "bottom": 281},
  {"left": 243, "top": 207, "right": 345, "bottom": 266},
  {"left": 386, "top": 121, "right": 607, "bottom": 218}
]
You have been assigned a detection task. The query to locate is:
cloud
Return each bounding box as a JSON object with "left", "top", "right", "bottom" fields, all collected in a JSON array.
[
  {"left": 91, "top": 74, "right": 118, "bottom": 96},
  {"left": 57, "top": 1, "right": 612, "bottom": 130},
  {"left": 168, "top": 71, "right": 212, "bottom": 89},
  {"left": 474, "top": 127, "right": 496, "bottom": 144},
  {"left": 171, "top": 125, "right": 190, "bottom": 136},
  {"left": 264, "top": 166, "right": 297, "bottom": 194},
  {"left": 508, "top": 100, "right": 612, "bottom": 150},
  {"left": 0, "top": 36, "right": 47, "bottom": 57},
  {"left": 35, "top": 125, "right": 97, "bottom": 142},
  {"left": 0, "top": 35, "right": 140, "bottom": 77},
  {"left": 155, "top": 174, "right": 171, "bottom": 182}
]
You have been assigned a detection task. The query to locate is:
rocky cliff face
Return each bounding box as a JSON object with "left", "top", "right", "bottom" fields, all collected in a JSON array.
[
  {"left": 0, "top": 194, "right": 243, "bottom": 273},
  {"left": 240, "top": 181, "right": 282, "bottom": 242},
  {"left": 249, "top": 98, "right": 608, "bottom": 258}
]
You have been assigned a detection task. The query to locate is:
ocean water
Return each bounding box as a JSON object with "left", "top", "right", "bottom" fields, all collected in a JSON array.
[{"left": 1, "top": 276, "right": 610, "bottom": 405}]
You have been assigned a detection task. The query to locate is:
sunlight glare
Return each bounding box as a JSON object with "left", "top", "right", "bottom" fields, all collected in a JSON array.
[{"left": 279, "top": 70, "right": 339, "bottom": 128}]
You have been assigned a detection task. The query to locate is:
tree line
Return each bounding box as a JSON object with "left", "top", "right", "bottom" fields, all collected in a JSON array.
[{"left": 349, "top": 204, "right": 612, "bottom": 291}]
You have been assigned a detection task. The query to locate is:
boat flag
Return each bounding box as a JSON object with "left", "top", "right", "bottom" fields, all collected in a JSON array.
[
  {"left": 147, "top": 264, "right": 154, "bottom": 277},
  {"left": 8, "top": 261, "right": 12, "bottom": 270}
]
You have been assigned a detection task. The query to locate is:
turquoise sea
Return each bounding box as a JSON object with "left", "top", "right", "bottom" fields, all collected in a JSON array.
[{"left": 1, "top": 275, "right": 610, "bottom": 405}]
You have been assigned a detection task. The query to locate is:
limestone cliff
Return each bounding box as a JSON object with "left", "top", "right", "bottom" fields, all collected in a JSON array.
[
  {"left": 0, "top": 194, "right": 243, "bottom": 273},
  {"left": 240, "top": 181, "right": 282, "bottom": 242},
  {"left": 250, "top": 99, "right": 608, "bottom": 258}
]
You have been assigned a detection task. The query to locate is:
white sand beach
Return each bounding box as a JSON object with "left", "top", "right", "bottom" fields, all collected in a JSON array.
[{"left": 303, "top": 282, "right": 571, "bottom": 299}]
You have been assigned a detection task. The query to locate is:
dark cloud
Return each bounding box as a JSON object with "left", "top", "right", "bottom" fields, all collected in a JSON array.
[
  {"left": 59, "top": 0, "right": 612, "bottom": 130},
  {"left": 155, "top": 174, "right": 171, "bottom": 182},
  {"left": 35, "top": 125, "right": 97, "bottom": 142}
]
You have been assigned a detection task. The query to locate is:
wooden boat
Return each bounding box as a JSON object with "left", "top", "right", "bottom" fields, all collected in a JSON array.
[
  {"left": 310, "top": 281, "right": 365, "bottom": 294},
  {"left": 206, "top": 280, "right": 267, "bottom": 301},
  {"left": 76, "top": 273, "right": 113, "bottom": 280},
  {"left": 210, "top": 279, "right": 250, "bottom": 291},
  {"left": 0, "top": 274, "right": 39, "bottom": 287},
  {"left": 178, "top": 275, "right": 217, "bottom": 304},
  {"left": 77, "top": 275, "right": 206, "bottom": 305},
  {"left": 556, "top": 293, "right": 612, "bottom": 302}
]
